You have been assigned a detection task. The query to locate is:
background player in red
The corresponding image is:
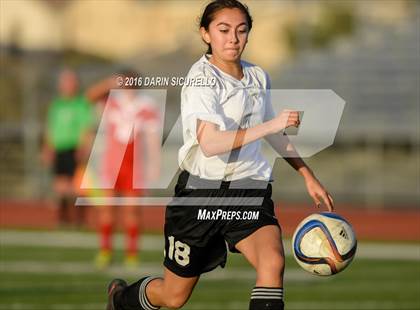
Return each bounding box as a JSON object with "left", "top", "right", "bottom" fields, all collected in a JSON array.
[{"left": 94, "top": 77, "right": 162, "bottom": 269}]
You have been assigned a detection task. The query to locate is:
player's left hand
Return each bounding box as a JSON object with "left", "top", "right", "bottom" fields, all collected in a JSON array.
[{"left": 304, "top": 176, "right": 334, "bottom": 212}]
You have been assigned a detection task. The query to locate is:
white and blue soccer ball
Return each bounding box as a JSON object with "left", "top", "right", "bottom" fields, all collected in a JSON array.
[{"left": 292, "top": 212, "right": 357, "bottom": 276}]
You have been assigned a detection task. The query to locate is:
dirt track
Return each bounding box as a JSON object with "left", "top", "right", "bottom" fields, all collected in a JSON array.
[{"left": 0, "top": 200, "right": 419, "bottom": 241}]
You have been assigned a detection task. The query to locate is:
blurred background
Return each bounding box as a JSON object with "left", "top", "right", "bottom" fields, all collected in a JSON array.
[
  {"left": 0, "top": 1, "right": 419, "bottom": 309},
  {"left": 1, "top": 0, "right": 418, "bottom": 206}
]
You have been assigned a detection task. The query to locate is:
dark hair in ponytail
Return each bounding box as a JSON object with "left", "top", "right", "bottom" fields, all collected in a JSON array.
[{"left": 199, "top": 0, "right": 253, "bottom": 54}]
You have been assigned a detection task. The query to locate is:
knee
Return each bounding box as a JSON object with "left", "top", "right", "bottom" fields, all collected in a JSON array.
[
  {"left": 267, "top": 254, "right": 285, "bottom": 274},
  {"left": 257, "top": 252, "right": 285, "bottom": 279},
  {"left": 163, "top": 291, "right": 190, "bottom": 309}
]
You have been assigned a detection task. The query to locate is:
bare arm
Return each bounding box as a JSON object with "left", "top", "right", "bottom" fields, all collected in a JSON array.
[
  {"left": 265, "top": 132, "right": 334, "bottom": 211},
  {"left": 197, "top": 109, "right": 334, "bottom": 211},
  {"left": 41, "top": 133, "right": 55, "bottom": 166},
  {"left": 84, "top": 76, "right": 119, "bottom": 103},
  {"left": 196, "top": 109, "right": 299, "bottom": 157},
  {"left": 143, "top": 127, "right": 161, "bottom": 185}
]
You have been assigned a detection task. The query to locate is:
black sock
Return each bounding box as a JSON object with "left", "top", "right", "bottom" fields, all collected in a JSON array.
[
  {"left": 249, "top": 287, "right": 284, "bottom": 310},
  {"left": 75, "top": 204, "right": 85, "bottom": 226},
  {"left": 58, "top": 196, "right": 69, "bottom": 224},
  {"left": 116, "top": 277, "right": 160, "bottom": 310}
]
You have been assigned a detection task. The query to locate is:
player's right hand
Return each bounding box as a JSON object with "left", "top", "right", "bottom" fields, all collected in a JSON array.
[
  {"left": 41, "top": 145, "right": 54, "bottom": 166},
  {"left": 269, "top": 109, "right": 300, "bottom": 134}
]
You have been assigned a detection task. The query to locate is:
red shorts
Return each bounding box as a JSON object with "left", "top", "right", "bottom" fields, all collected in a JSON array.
[{"left": 108, "top": 142, "right": 143, "bottom": 195}]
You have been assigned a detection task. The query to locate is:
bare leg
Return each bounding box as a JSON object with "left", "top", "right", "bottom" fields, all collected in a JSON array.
[
  {"left": 54, "top": 175, "right": 74, "bottom": 225},
  {"left": 146, "top": 267, "right": 199, "bottom": 309},
  {"left": 95, "top": 203, "right": 114, "bottom": 268},
  {"left": 122, "top": 204, "right": 140, "bottom": 263},
  {"left": 235, "top": 225, "right": 285, "bottom": 310},
  {"left": 235, "top": 225, "right": 285, "bottom": 287}
]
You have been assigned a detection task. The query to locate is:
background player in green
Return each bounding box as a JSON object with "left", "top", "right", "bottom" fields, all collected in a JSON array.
[{"left": 42, "top": 68, "right": 109, "bottom": 225}]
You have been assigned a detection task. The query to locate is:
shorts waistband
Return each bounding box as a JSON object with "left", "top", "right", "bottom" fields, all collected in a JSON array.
[{"left": 178, "top": 170, "right": 271, "bottom": 190}]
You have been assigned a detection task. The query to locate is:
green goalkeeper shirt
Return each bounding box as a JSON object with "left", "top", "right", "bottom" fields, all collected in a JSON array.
[{"left": 47, "top": 95, "right": 93, "bottom": 151}]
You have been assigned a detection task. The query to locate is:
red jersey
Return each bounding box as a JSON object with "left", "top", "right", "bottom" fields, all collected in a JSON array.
[{"left": 101, "top": 91, "right": 160, "bottom": 192}]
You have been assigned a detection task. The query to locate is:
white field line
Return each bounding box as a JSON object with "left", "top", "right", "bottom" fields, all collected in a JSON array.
[
  {"left": 0, "top": 301, "right": 419, "bottom": 310},
  {"left": 1, "top": 279, "right": 417, "bottom": 292},
  {"left": 184, "top": 301, "right": 420, "bottom": 310},
  {"left": 0, "top": 304, "right": 105, "bottom": 310},
  {"left": 1, "top": 230, "right": 419, "bottom": 260},
  {"left": 285, "top": 301, "right": 420, "bottom": 310},
  {"left": 0, "top": 260, "right": 315, "bottom": 282},
  {"left": 0, "top": 230, "right": 164, "bottom": 251}
]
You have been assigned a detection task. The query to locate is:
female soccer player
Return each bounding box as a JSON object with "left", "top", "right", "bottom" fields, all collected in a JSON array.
[{"left": 107, "top": 1, "right": 333, "bottom": 309}]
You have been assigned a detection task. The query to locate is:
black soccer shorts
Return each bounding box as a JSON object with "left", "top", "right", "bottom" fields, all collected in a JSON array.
[
  {"left": 54, "top": 149, "right": 77, "bottom": 177},
  {"left": 163, "top": 170, "right": 280, "bottom": 278}
]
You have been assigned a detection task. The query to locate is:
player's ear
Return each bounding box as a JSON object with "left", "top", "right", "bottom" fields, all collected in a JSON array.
[{"left": 200, "top": 27, "right": 211, "bottom": 44}]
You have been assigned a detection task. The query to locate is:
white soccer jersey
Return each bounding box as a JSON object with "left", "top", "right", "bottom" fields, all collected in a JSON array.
[{"left": 178, "top": 54, "right": 276, "bottom": 181}]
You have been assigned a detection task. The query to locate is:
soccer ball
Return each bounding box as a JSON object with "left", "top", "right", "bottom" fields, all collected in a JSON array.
[{"left": 292, "top": 212, "right": 357, "bottom": 276}]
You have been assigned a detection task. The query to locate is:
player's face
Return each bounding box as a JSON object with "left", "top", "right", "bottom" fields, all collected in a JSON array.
[
  {"left": 201, "top": 8, "right": 249, "bottom": 62},
  {"left": 59, "top": 70, "right": 79, "bottom": 98}
]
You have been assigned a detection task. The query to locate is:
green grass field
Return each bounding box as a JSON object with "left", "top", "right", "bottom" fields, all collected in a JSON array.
[{"left": 0, "top": 230, "right": 419, "bottom": 310}]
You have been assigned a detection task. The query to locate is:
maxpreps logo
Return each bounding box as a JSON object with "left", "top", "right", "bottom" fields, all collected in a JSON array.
[
  {"left": 76, "top": 89, "right": 345, "bottom": 207},
  {"left": 197, "top": 209, "right": 260, "bottom": 221}
]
